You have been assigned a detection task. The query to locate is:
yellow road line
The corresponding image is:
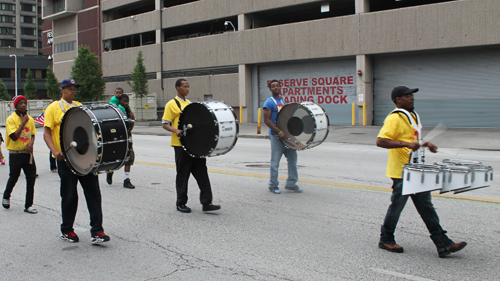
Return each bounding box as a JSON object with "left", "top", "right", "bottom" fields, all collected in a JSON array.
[{"left": 134, "top": 160, "right": 500, "bottom": 206}]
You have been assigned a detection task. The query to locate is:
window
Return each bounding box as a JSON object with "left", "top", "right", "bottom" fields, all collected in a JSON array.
[
  {"left": 21, "top": 16, "right": 36, "bottom": 24},
  {"left": 20, "top": 4, "right": 36, "bottom": 12},
  {"left": 0, "top": 39, "right": 16, "bottom": 47},
  {"left": 0, "top": 15, "right": 15, "bottom": 23},
  {"left": 54, "top": 41, "right": 76, "bottom": 53},
  {"left": 21, "top": 28, "right": 36, "bottom": 35},
  {"left": 0, "top": 3, "right": 15, "bottom": 11},
  {"left": 0, "top": 69, "right": 11, "bottom": 78},
  {"left": 0, "top": 27, "right": 15, "bottom": 35},
  {"left": 21, "top": 40, "right": 37, "bottom": 47}
]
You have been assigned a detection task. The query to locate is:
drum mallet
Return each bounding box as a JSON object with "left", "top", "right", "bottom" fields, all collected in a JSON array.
[
  {"left": 183, "top": 124, "right": 193, "bottom": 136},
  {"left": 63, "top": 141, "right": 78, "bottom": 154}
]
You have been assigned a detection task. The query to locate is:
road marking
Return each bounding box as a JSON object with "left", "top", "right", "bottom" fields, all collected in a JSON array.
[
  {"left": 134, "top": 160, "right": 500, "bottom": 205},
  {"left": 371, "top": 268, "right": 435, "bottom": 281}
]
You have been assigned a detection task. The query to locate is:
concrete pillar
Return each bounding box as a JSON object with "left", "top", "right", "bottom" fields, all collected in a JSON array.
[
  {"left": 356, "top": 55, "right": 373, "bottom": 125},
  {"left": 238, "top": 14, "right": 252, "bottom": 31},
  {"left": 239, "top": 64, "right": 252, "bottom": 123},
  {"left": 355, "top": 0, "right": 370, "bottom": 14}
]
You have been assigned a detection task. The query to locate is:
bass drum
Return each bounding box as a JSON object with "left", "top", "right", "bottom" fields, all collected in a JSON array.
[
  {"left": 275, "top": 102, "right": 329, "bottom": 150},
  {"left": 60, "top": 105, "right": 131, "bottom": 176},
  {"left": 178, "top": 101, "right": 239, "bottom": 158}
]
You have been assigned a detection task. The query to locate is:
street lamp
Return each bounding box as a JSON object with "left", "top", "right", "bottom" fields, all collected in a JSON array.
[
  {"left": 224, "top": 21, "right": 236, "bottom": 32},
  {"left": 9, "top": 54, "right": 17, "bottom": 97}
]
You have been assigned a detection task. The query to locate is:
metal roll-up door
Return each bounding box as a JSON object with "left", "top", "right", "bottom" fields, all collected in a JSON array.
[
  {"left": 258, "top": 58, "right": 357, "bottom": 125},
  {"left": 373, "top": 48, "right": 500, "bottom": 128}
]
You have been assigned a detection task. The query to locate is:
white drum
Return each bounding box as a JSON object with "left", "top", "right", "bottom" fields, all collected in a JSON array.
[
  {"left": 178, "top": 101, "right": 238, "bottom": 158},
  {"left": 275, "top": 102, "right": 329, "bottom": 150},
  {"left": 434, "top": 163, "right": 472, "bottom": 194},
  {"left": 402, "top": 164, "right": 443, "bottom": 195},
  {"left": 453, "top": 164, "right": 493, "bottom": 194}
]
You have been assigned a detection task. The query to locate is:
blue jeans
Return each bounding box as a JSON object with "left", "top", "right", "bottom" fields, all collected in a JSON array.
[
  {"left": 380, "top": 178, "right": 454, "bottom": 252},
  {"left": 269, "top": 134, "right": 298, "bottom": 188}
]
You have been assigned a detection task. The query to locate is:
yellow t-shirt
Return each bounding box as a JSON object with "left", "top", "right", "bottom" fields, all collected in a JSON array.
[
  {"left": 44, "top": 99, "right": 82, "bottom": 153},
  {"left": 377, "top": 110, "right": 419, "bottom": 179},
  {"left": 162, "top": 97, "right": 190, "bottom": 147},
  {"left": 5, "top": 112, "right": 36, "bottom": 151}
]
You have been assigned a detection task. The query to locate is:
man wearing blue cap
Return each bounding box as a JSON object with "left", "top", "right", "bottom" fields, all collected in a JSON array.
[{"left": 43, "top": 79, "right": 110, "bottom": 244}]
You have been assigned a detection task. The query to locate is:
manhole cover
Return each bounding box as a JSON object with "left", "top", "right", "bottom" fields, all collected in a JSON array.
[
  {"left": 349, "top": 132, "right": 366, "bottom": 135},
  {"left": 151, "top": 183, "right": 161, "bottom": 185},
  {"left": 246, "top": 164, "right": 269, "bottom": 168}
]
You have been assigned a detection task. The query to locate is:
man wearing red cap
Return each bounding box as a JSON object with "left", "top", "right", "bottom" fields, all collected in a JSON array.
[
  {"left": 44, "top": 79, "right": 110, "bottom": 244},
  {"left": 2, "top": 95, "right": 38, "bottom": 213},
  {"left": 376, "top": 86, "right": 466, "bottom": 258}
]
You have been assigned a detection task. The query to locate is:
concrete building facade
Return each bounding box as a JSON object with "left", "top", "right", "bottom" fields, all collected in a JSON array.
[
  {"left": 0, "top": 0, "right": 50, "bottom": 98},
  {"left": 44, "top": 0, "right": 500, "bottom": 127}
]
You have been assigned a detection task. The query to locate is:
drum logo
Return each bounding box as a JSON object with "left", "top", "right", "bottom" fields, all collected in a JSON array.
[{"left": 222, "top": 126, "right": 233, "bottom": 132}]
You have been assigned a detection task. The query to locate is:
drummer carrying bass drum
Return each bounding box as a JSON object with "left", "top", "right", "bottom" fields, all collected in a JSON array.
[
  {"left": 161, "top": 78, "right": 220, "bottom": 213},
  {"left": 376, "top": 86, "right": 466, "bottom": 258},
  {"left": 44, "top": 79, "right": 110, "bottom": 244},
  {"left": 263, "top": 79, "right": 303, "bottom": 194}
]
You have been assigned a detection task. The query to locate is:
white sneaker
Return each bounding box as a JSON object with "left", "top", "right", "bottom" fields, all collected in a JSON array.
[{"left": 24, "top": 206, "right": 38, "bottom": 214}]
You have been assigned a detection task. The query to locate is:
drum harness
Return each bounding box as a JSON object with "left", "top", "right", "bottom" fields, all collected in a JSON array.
[{"left": 390, "top": 108, "right": 424, "bottom": 164}]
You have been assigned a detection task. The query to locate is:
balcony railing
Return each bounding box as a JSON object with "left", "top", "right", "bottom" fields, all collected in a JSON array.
[{"left": 43, "top": 1, "right": 65, "bottom": 17}]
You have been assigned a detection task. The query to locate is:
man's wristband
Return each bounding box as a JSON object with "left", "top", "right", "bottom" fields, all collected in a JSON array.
[{"left": 277, "top": 131, "right": 283, "bottom": 135}]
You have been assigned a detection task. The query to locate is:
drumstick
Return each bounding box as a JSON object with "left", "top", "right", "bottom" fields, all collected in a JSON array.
[
  {"left": 187, "top": 124, "right": 193, "bottom": 129},
  {"left": 422, "top": 122, "right": 447, "bottom": 143},
  {"left": 63, "top": 141, "right": 78, "bottom": 154}
]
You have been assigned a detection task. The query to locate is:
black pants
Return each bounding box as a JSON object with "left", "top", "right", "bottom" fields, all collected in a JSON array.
[
  {"left": 49, "top": 152, "right": 57, "bottom": 171},
  {"left": 3, "top": 153, "right": 37, "bottom": 209},
  {"left": 57, "top": 160, "right": 104, "bottom": 235},
  {"left": 174, "top": 146, "right": 213, "bottom": 206}
]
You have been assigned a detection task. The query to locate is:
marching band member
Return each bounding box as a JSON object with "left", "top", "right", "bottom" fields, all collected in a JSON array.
[
  {"left": 162, "top": 79, "right": 220, "bottom": 213},
  {"left": 2, "top": 95, "right": 37, "bottom": 213},
  {"left": 44, "top": 79, "right": 110, "bottom": 244},
  {"left": 376, "top": 86, "right": 466, "bottom": 257},
  {"left": 263, "top": 80, "right": 302, "bottom": 194}
]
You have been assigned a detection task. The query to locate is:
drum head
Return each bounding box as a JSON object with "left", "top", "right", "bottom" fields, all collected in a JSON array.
[
  {"left": 276, "top": 103, "right": 315, "bottom": 150},
  {"left": 178, "top": 103, "right": 218, "bottom": 157},
  {"left": 60, "top": 107, "right": 98, "bottom": 175}
]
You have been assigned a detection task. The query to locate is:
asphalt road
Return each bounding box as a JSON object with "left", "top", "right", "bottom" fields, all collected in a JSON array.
[{"left": 0, "top": 132, "right": 499, "bottom": 280}]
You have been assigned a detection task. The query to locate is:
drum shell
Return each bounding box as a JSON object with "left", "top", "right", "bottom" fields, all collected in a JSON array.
[
  {"left": 275, "top": 102, "right": 329, "bottom": 150},
  {"left": 60, "top": 105, "right": 130, "bottom": 176},
  {"left": 178, "top": 101, "right": 238, "bottom": 158},
  {"left": 402, "top": 164, "right": 443, "bottom": 195},
  {"left": 453, "top": 164, "right": 493, "bottom": 194},
  {"left": 436, "top": 164, "right": 472, "bottom": 194}
]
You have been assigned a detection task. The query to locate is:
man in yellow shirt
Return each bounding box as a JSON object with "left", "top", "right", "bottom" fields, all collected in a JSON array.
[
  {"left": 162, "top": 79, "right": 220, "bottom": 213},
  {"left": 376, "top": 86, "right": 466, "bottom": 258},
  {"left": 2, "top": 95, "right": 37, "bottom": 213},
  {"left": 44, "top": 79, "right": 110, "bottom": 244}
]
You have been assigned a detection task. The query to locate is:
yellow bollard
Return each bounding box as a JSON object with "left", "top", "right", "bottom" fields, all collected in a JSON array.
[
  {"left": 363, "top": 102, "right": 366, "bottom": 126},
  {"left": 352, "top": 103, "right": 355, "bottom": 126},
  {"left": 257, "top": 108, "right": 262, "bottom": 134},
  {"left": 240, "top": 105, "right": 243, "bottom": 124}
]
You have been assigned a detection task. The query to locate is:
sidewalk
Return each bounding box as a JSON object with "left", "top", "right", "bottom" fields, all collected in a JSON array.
[{"left": 133, "top": 122, "right": 499, "bottom": 151}]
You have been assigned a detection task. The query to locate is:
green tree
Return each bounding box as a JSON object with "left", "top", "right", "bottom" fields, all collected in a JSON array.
[
  {"left": 24, "top": 69, "right": 37, "bottom": 99},
  {"left": 71, "top": 46, "right": 106, "bottom": 102},
  {"left": 45, "top": 66, "right": 60, "bottom": 100},
  {"left": 0, "top": 78, "right": 10, "bottom": 100},
  {"left": 127, "top": 50, "right": 148, "bottom": 98}
]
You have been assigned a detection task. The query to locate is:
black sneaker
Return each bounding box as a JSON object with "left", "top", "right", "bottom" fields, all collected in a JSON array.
[
  {"left": 123, "top": 178, "right": 135, "bottom": 189},
  {"left": 2, "top": 198, "right": 10, "bottom": 209},
  {"left": 176, "top": 205, "right": 191, "bottom": 213},
  {"left": 202, "top": 204, "right": 221, "bottom": 212},
  {"left": 61, "top": 232, "right": 79, "bottom": 243},
  {"left": 106, "top": 172, "right": 113, "bottom": 185},
  {"left": 91, "top": 232, "right": 110, "bottom": 244}
]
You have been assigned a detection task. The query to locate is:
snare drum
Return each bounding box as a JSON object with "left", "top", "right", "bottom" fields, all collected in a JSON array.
[
  {"left": 434, "top": 163, "right": 472, "bottom": 194},
  {"left": 178, "top": 101, "right": 238, "bottom": 158},
  {"left": 60, "top": 105, "right": 131, "bottom": 176},
  {"left": 275, "top": 102, "right": 329, "bottom": 150},
  {"left": 402, "top": 164, "right": 443, "bottom": 195},
  {"left": 453, "top": 164, "right": 493, "bottom": 194}
]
